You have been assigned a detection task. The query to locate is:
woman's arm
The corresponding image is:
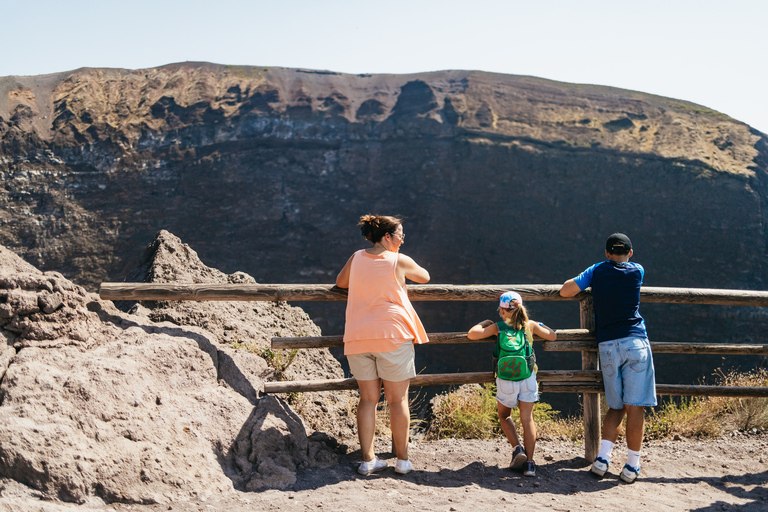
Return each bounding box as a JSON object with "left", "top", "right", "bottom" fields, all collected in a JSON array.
[
  {"left": 335, "top": 254, "right": 355, "bottom": 288},
  {"left": 397, "top": 253, "right": 430, "bottom": 283},
  {"left": 468, "top": 319, "right": 499, "bottom": 340},
  {"left": 529, "top": 320, "right": 557, "bottom": 341}
]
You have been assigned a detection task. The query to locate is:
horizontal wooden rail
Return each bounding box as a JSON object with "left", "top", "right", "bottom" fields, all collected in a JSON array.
[
  {"left": 263, "top": 370, "right": 602, "bottom": 393},
  {"left": 272, "top": 332, "right": 768, "bottom": 356},
  {"left": 271, "top": 329, "right": 592, "bottom": 349},
  {"left": 99, "top": 283, "right": 768, "bottom": 306},
  {"left": 542, "top": 341, "right": 768, "bottom": 355},
  {"left": 263, "top": 373, "right": 768, "bottom": 397}
]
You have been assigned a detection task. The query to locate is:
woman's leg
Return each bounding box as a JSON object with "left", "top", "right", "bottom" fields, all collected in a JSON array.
[
  {"left": 497, "top": 401, "right": 521, "bottom": 447},
  {"left": 382, "top": 379, "right": 411, "bottom": 460},
  {"left": 518, "top": 400, "right": 537, "bottom": 460},
  {"left": 357, "top": 379, "right": 382, "bottom": 462}
]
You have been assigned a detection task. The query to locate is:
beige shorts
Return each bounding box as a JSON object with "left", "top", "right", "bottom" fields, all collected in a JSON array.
[{"left": 347, "top": 341, "right": 416, "bottom": 382}]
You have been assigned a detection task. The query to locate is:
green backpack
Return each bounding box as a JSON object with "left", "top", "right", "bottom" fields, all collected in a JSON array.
[{"left": 494, "top": 322, "right": 536, "bottom": 381}]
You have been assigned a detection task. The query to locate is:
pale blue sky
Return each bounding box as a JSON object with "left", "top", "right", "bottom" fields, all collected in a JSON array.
[{"left": 3, "top": 0, "right": 766, "bottom": 134}]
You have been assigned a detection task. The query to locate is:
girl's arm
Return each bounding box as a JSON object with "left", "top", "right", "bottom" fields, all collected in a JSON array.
[
  {"left": 529, "top": 320, "right": 557, "bottom": 341},
  {"left": 468, "top": 319, "right": 499, "bottom": 340}
]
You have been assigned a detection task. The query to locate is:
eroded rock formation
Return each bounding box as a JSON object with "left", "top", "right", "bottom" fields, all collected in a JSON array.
[{"left": 0, "top": 233, "right": 348, "bottom": 505}]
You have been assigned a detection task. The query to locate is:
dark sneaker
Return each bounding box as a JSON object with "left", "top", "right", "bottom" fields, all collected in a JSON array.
[
  {"left": 619, "top": 463, "right": 641, "bottom": 483},
  {"left": 590, "top": 456, "right": 609, "bottom": 477},
  {"left": 523, "top": 460, "right": 536, "bottom": 477},
  {"left": 510, "top": 445, "right": 527, "bottom": 470}
]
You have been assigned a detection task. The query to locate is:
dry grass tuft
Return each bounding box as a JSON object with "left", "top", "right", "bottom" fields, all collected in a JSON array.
[
  {"left": 423, "top": 369, "right": 768, "bottom": 443},
  {"left": 424, "top": 384, "right": 583, "bottom": 441},
  {"left": 647, "top": 368, "right": 768, "bottom": 439}
]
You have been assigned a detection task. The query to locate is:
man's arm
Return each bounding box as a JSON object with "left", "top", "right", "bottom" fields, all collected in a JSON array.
[{"left": 559, "top": 278, "right": 582, "bottom": 297}]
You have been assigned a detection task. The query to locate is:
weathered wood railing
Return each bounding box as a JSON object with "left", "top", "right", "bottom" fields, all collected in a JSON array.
[{"left": 99, "top": 283, "right": 768, "bottom": 461}]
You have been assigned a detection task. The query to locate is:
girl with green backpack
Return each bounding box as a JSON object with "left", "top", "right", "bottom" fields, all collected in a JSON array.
[{"left": 467, "top": 291, "right": 557, "bottom": 477}]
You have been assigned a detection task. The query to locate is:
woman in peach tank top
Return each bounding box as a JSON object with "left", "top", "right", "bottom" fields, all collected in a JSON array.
[{"left": 336, "top": 214, "right": 430, "bottom": 476}]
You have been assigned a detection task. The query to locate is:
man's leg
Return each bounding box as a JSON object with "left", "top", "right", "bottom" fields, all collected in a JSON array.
[
  {"left": 602, "top": 406, "right": 627, "bottom": 443},
  {"left": 591, "top": 406, "right": 625, "bottom": 476},
  {"left": 624, "top": 405, "right": 644, "bottom": 451}
]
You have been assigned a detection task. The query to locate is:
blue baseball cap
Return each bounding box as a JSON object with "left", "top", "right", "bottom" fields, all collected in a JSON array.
[{"left": 499, "top": 291, "right": 523, "bottom": 309}]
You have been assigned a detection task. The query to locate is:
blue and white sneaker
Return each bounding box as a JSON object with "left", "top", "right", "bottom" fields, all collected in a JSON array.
[
  {"left": 619, "top": 463, "right": 641, "bottom": 483},
  {"left": 510, "top": 445, "right": 527, "bottom": 470},
  {"left": 590, "top": 456, "right": 610, "bottom": 476}
]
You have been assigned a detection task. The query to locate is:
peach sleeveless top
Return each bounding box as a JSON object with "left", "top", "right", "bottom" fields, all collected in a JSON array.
[{"left": 343, "top": 249, "right": 429, "bottom": 355}]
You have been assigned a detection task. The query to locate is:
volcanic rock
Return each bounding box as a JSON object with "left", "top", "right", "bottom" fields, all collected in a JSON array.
[{"left": 0, "top": 235, "right": 346, "bottom": 506}]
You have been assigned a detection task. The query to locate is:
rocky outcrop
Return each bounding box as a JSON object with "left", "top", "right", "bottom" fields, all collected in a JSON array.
[
  {"left": 120, "top": 229, "right": 355, "bottom": 438},
  {"left": 0, "top": 235, "right": 347, "bottom": 505}
]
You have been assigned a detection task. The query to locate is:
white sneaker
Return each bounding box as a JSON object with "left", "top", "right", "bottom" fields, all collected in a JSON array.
[
  {"left": 619, "top": 463, "right": 641, "bottom": 483},
  {"left": 394, "top": 459, "right": 413, "bottom": 475},
  {"left": 590, "top": 457, "right": 609, "bottom": 477},
  {"left": 358, "top": 457, "right": 388, "bottom": 476}
]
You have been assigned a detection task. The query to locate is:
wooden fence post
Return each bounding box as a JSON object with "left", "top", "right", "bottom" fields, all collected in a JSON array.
[{"left": 580, "top": 296, "right": 600, "bottom": 462}]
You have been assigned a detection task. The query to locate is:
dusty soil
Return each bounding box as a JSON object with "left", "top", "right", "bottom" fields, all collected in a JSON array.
[{"left": 5, "top": 433, "right": 765, "bottom": 512}]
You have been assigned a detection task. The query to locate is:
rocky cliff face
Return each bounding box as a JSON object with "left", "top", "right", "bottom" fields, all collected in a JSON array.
[{"left": 1, "top": 63, "right": 767, "bottom": 395}]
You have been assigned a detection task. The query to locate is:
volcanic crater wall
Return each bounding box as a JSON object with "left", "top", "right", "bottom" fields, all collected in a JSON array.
[{"left": 1, "top": 63, "right": 768, "bottom": 402}]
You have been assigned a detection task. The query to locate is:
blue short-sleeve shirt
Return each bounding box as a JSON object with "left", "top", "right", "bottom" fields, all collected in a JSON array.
[{"left": 574, "top": 260, "right": 647, "bottom": 343}]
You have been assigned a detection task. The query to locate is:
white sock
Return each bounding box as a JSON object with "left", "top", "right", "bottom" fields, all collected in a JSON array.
[
  {"left": 597, "top": 440, "right": 614, "bottom": 462},
  {"left": 626, "top": 449, "right": 641, "bottom": 468}
]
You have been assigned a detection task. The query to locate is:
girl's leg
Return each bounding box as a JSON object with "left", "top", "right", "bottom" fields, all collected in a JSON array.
[
  {"left": 382, "top": 379, "right": 411, "bottom": 461},
  {"left": 357, "top": 379, "right": 382, "bottom": 462},
  {"left": 518, "top": 400, "right": 537, "bottom": 460},
  {"left": 497, "top": 401, "right": 521, "bottom": 447}
]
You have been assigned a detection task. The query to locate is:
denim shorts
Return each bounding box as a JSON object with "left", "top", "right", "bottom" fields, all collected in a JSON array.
[
  {"left": 598, "top": 337, "right": 657, "bottom": 409},
  {"left": 496, "top": 373, "right": 539, "bottom": 408}
]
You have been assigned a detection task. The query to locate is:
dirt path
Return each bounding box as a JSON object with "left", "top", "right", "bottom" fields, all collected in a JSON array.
[
  {"left": 98, "top": 434, "right": 768, "bottom": 512},
  {"left": 3, "top": 434, "right": 767, "bottom": 511}
]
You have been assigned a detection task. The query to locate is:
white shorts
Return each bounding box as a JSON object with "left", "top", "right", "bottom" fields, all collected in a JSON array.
[{"left": 496, "top": 373, "right": 539, "bottom": 408}]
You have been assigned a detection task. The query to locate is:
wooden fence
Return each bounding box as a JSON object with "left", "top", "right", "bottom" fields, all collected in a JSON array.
[{"left": 99, "top": 283, "right": 768, "bottom": 461}]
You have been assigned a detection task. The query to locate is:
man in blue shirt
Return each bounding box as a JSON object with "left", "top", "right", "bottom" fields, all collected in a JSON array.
[{"left": 560, "top": 233, "right": 656, "bottom": 483}]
